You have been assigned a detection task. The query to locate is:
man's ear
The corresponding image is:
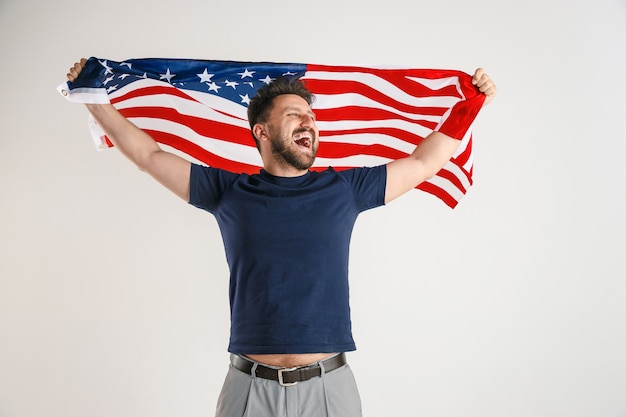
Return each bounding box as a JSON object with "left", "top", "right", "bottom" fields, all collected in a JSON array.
[{"left": 253, "top": 123, "right": 268, "bottom": 142}]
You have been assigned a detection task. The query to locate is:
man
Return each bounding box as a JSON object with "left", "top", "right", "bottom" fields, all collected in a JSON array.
[{"left": 67, "top": 59, "right": 496, "bottom": 417}]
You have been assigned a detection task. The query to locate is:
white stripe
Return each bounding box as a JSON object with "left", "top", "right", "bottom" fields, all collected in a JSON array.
[
  {"left": 87, "top": 114, "right": 109, "bottom": 150},
  {"left": 320, "top": 133, "right": 416, "bottom": 154},
  {"left": 440, "top": 160, "right": 472, "bottom": 190},
  {"left": 304, "top": 70, "right": 462, "bottom": 107},
  {"left": 313, "top": 92, "right": 460, "bottom": 113},
  {"left": 405, "top": 75, "right": 462, "bottom": 92},
  {"left": 186, "top": 90, "right": 249, "bottom": 120},
  {"left": 424, "top": 175, "right": 465, "bottom": 203},
  {"left": 452, "top": 127, "right": 472, "bottom": 159},
  {"left": 316, "top": 118, "right": 433, "bottom": 138},
  {"left": 59, "top": 83, "right": 110, "bottom": 104}
]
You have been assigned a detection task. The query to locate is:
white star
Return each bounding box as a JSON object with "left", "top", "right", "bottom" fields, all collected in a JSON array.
[
  {"left": 159, "top": 68, "right": 175, "bottom": 83},
  {"left": 239, "top": 94, "right": 251, "bottom": 105},
  {"left": 99, "top": 59, "right": 113, "bottom": 75},
  {"left": 103, "top": 75, "right": 115, "bottom": 85},
  {"left": 259, "top": 75, "right": 274, "bottom": 84},
  {"left": 140, "top": 72, "right": 148, "bottom": 79},
  {"left": 119, "top": 74, "right": 131, "bottom": 80},
  {"left": 120, "top": 62, "right": 132, "bottom": 69},
  {"left": 283, "top": 71, "right": 296, "bottom": 76},
  {"left": 208, "top": 82, "right": 221, "bottom": 93},
  {"left": 244, "top": 81, "right": 254, "bottom": 88},
  {"left": 224, "top": 79, "right": 239, "bottom": 89},
  {"left": 106, "top": 85, "right": 118, "bottom": 93},
  {"left": 197, "top": 68, "right": 214, "bottom": 83},
  {"left": 238, "top": 69, "right": 255, "bottom": 79}
]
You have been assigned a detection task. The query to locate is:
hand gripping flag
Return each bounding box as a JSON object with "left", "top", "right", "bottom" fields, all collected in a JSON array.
[{"left": 58, "top": 57, "right": 485, "bottom": 208}]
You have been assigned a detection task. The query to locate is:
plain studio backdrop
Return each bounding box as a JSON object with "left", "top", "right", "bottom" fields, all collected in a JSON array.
[{"left": 1, "top": 0, "right": 625, "bottom": 416}]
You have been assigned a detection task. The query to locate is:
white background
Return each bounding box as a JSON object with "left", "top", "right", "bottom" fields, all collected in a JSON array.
[{"left": 1, "top": 0, "right": 625, "bottom": 416}]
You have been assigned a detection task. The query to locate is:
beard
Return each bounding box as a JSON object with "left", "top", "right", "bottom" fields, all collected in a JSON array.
[{"left": 268, "top": 127, "right": 318, "bottom": 171}]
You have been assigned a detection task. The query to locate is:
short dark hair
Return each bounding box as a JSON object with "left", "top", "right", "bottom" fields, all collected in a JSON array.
[{"left": 247, "top": 77, "right": 315, "bottom": 149}]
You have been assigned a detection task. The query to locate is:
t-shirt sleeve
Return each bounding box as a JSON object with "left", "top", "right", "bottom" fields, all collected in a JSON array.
[
  {"left": 188, "top": 163, "right": 239, "bottom": 213},
  {"left": 339, "top": 165, "right": 387, "bottom": 211}
]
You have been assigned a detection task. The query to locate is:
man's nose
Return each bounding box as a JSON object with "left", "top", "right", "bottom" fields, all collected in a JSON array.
[{"left": 300, "top": 114, "right": 316, "bottom": 128}]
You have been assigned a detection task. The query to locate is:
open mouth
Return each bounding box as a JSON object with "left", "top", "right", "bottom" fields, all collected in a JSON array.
[{"left": 293, "top": 131, "right": 313, "bottom": 149}]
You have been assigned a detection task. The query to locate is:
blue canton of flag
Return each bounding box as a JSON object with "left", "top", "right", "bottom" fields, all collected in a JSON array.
[{"left": 69, "top": 58, "right": 307, "bottom": 108}]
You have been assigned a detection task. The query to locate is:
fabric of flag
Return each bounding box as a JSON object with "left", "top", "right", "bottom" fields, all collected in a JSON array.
[{"left": 58, "top": 57, "right": 485, "bottom": 208}]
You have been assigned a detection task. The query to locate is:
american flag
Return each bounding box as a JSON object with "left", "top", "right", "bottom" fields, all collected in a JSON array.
[{"left": 58, "top": 57, "right": 485, "bottom": 208}]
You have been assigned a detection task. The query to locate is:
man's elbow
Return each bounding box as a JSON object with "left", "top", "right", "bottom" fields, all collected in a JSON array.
[
  {"left": 134, "top": 149, "right": 160, "bottom": 173},
  {"left": 133, "top": 154, "right": 151, "bottom": 173},
  {"left": 422, "top": 166, "right": 439, "bottom": 182},
  {"left": 411, "top": 157, "right": 438, "bottom": 185}
]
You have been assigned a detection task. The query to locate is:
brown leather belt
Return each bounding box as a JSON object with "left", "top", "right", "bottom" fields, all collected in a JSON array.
[{"left": 230, "top": 353, "right": 347, "bottom": 386}]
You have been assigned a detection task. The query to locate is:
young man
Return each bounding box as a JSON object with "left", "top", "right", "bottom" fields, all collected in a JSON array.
[{"left": 67, "top": 59, "right": 496, "bottom": 417}]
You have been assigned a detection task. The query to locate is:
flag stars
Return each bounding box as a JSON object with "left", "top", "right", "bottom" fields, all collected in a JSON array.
[
  {"left": 259, "top": 75, "right": 274, "bottom": 84},
  {"left": 224, "top": 79, "right": 239, "bottom": 89},
  {"left": 197, "top": 68, "right": 215, "bottom": 83},
  {"left": 120, "top": 62, "right": 132, "bottom": 69},
  {"left": 238, "top": 69, "right": 255, "bottom": 79},
  {"left": 159, "top": 68, "right": 176, "bottom": 83},
  {"left": 239, "top": 94, "right": 251, "bottom": 105},
  {"left": 103, "top": 75, "right": 115, "bottom": 85},
  {"left": 119, "top": 74, "right": 131, "bottom": 80},
  {"left": 207, "top": 82, "right": 221, "bottom": 93},
  {"left": 99, "top": 59, "right": 113, "bottom": 75},
  {"left": 106, "top": 85, "right": 118, "bottom": 93}
]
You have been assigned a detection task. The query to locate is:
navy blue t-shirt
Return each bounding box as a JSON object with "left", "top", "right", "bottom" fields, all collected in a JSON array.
[{"left": 189, "top": 164, "right": 386, "bottom": 354}]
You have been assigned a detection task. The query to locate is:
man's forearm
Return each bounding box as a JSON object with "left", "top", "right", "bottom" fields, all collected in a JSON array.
[
  {"left": 84, "top": 103, "right": 192, "bottom": 201},
  {"left": 384, "top": 131, "right": 462, "bottom": 203},
  {"left": 85, "top": 103, "right": 160, "bottom": 172},
  {"left": 410, "top": 131, "right": 461, "bottom": 180}
]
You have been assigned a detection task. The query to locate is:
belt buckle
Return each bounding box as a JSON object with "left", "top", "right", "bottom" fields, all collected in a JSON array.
[{"left": 277, "top": 367, "right": 299, "bottom": 387}]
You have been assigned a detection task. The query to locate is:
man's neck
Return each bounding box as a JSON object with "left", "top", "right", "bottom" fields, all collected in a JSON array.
[{"left": 262, "top": 162, "right": 309, "bottom": 178}]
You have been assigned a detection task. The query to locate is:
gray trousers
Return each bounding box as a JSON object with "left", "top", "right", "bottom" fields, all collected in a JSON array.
[{"left": 215, "top": 355, "right": 362, "bottom": 417}]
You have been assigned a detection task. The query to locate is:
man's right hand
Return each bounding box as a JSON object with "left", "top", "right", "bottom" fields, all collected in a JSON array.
[{"left": 67, "top": 58, "right": 88, "bottom": 83}]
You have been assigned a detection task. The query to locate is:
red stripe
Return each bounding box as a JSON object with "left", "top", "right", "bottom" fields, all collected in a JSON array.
[
  {"left": 118, "top": 106, "right": 252, "bottom": 147},
  {"left": 146, "top": 129, "right": 260, "bottom": 174},
  {"left": 314, "top": 105, "right": 441, "bottom": 126},
  {"left": 316, "top": 142, "right": 407, "bottom": 160},
  {"left": 435, "top": 167, "right": 469, "bottom": 194},
  {"left": 322, "top": 126, "right": 425, "bottom": 146},
  {"left": 453, "top": 136, "right": 473, "bottom": 168},
  {"left": 438, "top": 95, "right": 485, "bottom": 139},
  {"left": 416, "top": 182, "right": 458, "bottom": 209},
  {"left": 110, "top": 85, "right": 200, "bottom": 105}
]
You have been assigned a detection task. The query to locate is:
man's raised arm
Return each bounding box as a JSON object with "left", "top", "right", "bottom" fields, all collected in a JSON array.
[
  {"left": 384, "top": 68, "right": 496, "bottom": 204},
  {"left": 67, "top": 59, "right": 192, "bottom": 201}
]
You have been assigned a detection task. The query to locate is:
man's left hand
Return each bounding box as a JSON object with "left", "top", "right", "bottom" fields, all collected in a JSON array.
[{"left": 472, "top": 68, "right": 497, "bottom": 106}]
